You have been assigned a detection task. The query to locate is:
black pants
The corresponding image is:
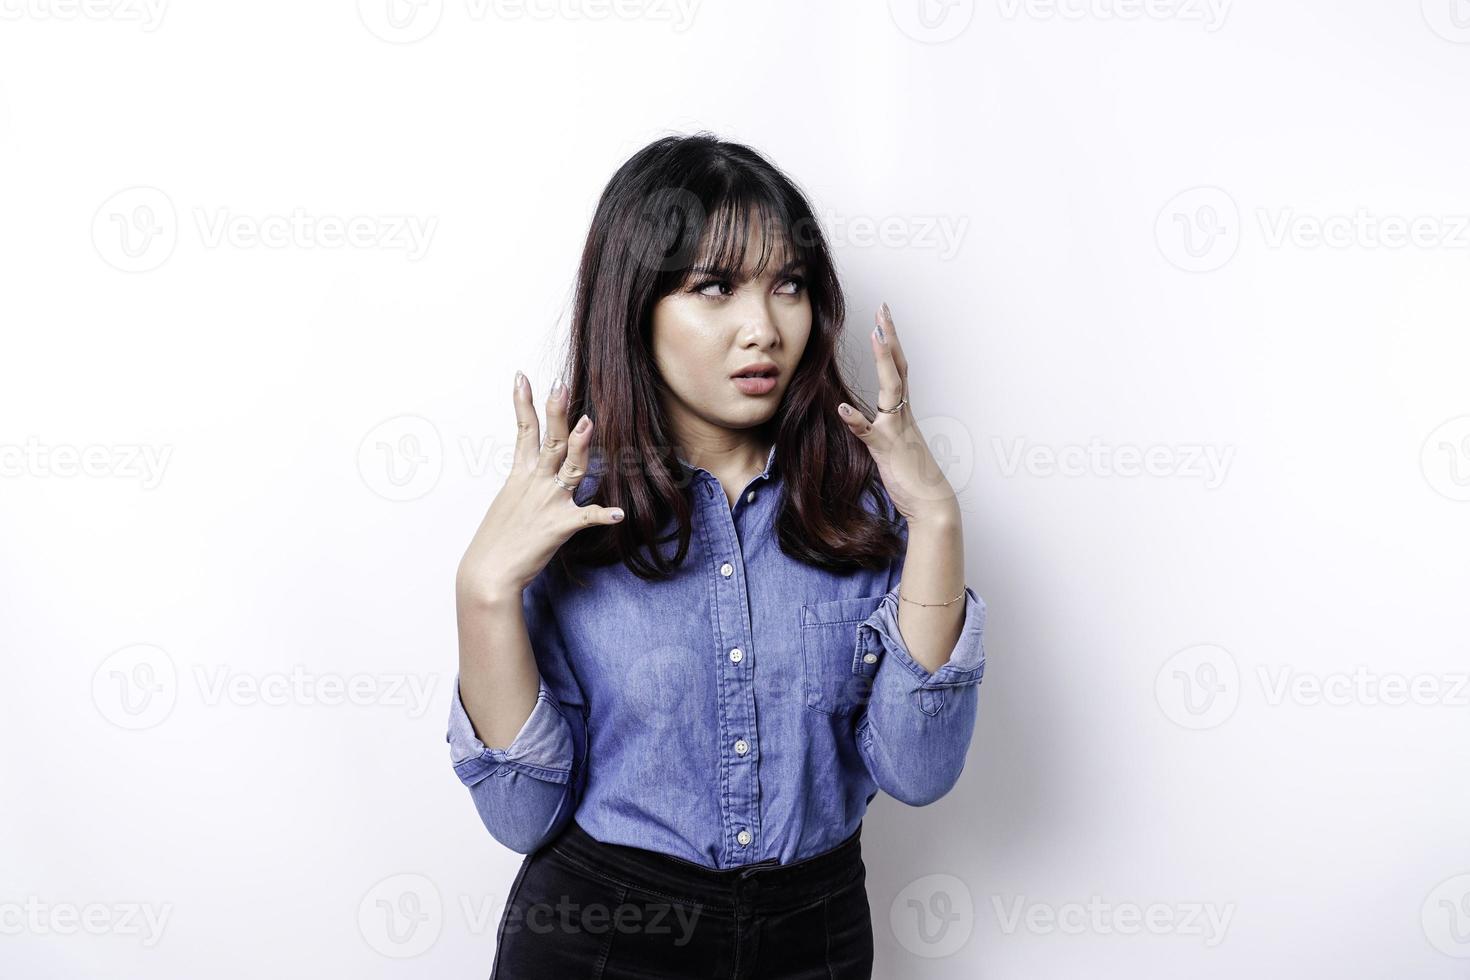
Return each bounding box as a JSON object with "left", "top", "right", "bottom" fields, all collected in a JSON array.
[{"left": 489, "top": 818, "right": 874, "bottom": 979}]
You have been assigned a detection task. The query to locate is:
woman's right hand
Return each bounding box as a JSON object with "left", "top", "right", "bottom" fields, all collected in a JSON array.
[{"left": 455, "top": 371, "right": 625, "bottom": 603}]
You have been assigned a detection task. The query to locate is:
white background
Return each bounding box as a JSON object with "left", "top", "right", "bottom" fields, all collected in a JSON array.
[{"left": 2, "top": 1, "right": 1468, "bottom": 977}]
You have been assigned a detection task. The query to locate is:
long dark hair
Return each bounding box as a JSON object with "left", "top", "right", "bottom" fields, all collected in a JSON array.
[{"left": 553, "top": 132, "right": 902, "bottom": 583}]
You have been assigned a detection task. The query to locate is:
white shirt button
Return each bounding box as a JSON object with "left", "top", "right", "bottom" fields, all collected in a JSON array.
[
  {"left": 719, "top": 562, "right": 733, "bottom": 577},
  {"left": 863, "top": 652, "right": 878, "bottom": 664},
  {"left": 729, "top": 648, "right": 743, "bottom": 663},
  {"left": 736, "top": 829, "right": 751, "bottom": 846},
  {"left": 746, "top": 490, "right": 756, "bottom": 502},
  {"left": 734, "top": 738, "right": 749, "bottom": 756}
]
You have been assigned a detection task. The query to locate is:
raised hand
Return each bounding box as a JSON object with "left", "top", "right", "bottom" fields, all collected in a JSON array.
[
  {"left": 456, "top": 371, "right": 625, "bottom": 602},
  {"left": 836, "top": 302, "right": 961, "bottom": 524}
]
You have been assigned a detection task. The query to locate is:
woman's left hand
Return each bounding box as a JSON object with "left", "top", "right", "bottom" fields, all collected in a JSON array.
[{"left": 837, "top": 302, "right": 961, "bottom": 525}]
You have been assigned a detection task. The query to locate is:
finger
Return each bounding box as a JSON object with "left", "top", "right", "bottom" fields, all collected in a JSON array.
[
  {"left": 536, "top": 377, "right": 572, "bottom": 476},
  {"left": 872, "top": 305, "right": 906, "bottom": 413},
  {"left": 837, "top": 402, "right": 875, "bottom": 439},
  {"left": 557, "top": 413, "right": 593, "bottom": 491},
  {"left": 511, "top": 370, "right": 542, "bottom": 473},
  {"left": 878, "top": 301, "right": 910, "bottom": 379},
  {"left": 572, "top": 503, "right": 626, "bottom": 527}
]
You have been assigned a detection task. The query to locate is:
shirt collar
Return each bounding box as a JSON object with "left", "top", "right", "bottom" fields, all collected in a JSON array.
[{"left": 677, "top": 441, "right": 778, "bottom": 481}]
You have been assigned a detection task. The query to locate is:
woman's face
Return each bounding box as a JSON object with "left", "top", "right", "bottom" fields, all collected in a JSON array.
[{"left": 649, "top": 223, "right": 812, "bottom": 445}]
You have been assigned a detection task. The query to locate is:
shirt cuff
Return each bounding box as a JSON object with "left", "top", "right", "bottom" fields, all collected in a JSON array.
[
  {"left": 446, "top": 674, "right": 575, "bottom": 787},
  {"left": 858, "top": 585, "right": 987, "bottom": 691}
]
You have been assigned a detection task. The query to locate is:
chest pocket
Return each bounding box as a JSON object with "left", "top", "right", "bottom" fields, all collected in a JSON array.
[{"left": 800, "top": 594, "right": 886, "bottom": 715}]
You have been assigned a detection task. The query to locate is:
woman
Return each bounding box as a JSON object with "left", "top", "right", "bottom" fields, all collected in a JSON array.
[{"left": 447, "top": 133, "right": 988, "bottom": 979}]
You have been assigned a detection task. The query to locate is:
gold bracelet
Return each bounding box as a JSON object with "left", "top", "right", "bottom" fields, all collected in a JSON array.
[{"left": 898, "top": 584, "right": 966, "bottom": 607}]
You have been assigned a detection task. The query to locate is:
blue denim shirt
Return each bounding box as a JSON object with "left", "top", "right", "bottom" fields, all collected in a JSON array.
[{"left": 445, "top": 443, "right": 988, "bottom": 869}]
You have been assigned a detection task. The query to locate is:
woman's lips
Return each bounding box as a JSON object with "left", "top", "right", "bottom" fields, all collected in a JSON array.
[{"left": 731, "top": 375, "right": 777, "bottom": 395}]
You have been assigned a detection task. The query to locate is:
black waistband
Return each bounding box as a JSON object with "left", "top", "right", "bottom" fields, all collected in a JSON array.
[{"left": 545, "top": 818, "right": 864, "bottom": 915}]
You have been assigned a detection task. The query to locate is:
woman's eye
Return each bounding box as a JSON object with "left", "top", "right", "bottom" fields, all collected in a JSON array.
[
  {"left": 776, "top": 275, "right": 806, "bottom": 296},
  {"left": 696, "top": 279, "right": 733, "bottom": 298}
]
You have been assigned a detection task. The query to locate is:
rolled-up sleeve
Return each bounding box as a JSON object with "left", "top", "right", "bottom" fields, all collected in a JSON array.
[
  {"left": 445, "top": 568, "right": 587, "bottom": 854},
  {"left": 853, "top": 490, "right": 988, "bottom": 806}
]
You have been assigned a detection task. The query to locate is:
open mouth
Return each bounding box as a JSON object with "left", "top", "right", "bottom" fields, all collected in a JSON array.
[{"left": 731, "top": 367, "right": 779, "bottom": 395}]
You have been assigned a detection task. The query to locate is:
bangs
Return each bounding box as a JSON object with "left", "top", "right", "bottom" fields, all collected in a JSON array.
[{"left": 680, "top": 189, "right": 807, "bottom": 285}]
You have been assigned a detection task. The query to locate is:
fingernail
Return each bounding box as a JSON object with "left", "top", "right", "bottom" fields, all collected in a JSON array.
[
  {"left": 880, "top": 301, "right": 892, "bottom": 321},
  {"left": 873, "top": 323, "right": 887, "bottom": 345},
  {"left": 574, "top": 414, "right": 590, "bottom": 433},
  {"left": 514, "top": 369, "right": 525, "bottom": 391},
  {"left": 839, "top": 403, "right": 851, "bottom": 415},
  {"left": 549, "top": 377, "right": 562, "bottom": 396},
  {"left": 610, "top": 508, "right": 625, "bottom": 521}
]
